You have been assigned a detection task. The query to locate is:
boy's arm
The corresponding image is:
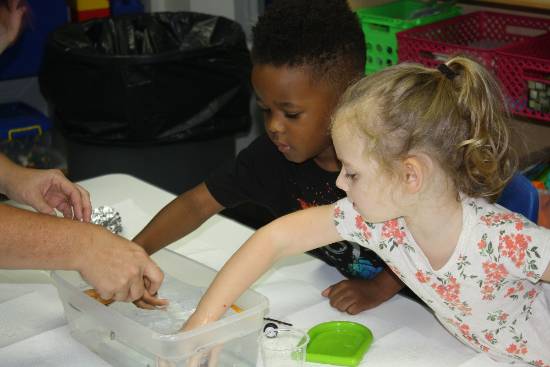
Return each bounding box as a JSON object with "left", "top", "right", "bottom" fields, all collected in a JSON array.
[
  {"left": 183, "top": 204, "right": 341, "bottom": 330},
  {"left": 133, "top": 183, "right": 223, "bottom": 254}
]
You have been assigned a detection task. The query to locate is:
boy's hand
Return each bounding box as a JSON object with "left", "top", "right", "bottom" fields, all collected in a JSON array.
[{"left": 321, "top": 269, "right": 404, "bottom": 315}]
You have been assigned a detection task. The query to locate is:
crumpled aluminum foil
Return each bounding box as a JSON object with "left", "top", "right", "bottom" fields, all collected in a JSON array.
[{"left": 91, "top": 206, "right": 123, "bottom": 234}]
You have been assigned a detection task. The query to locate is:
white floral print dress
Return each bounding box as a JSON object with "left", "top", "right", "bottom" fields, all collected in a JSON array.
[{"left": 333, "top": 196, "right": 550, "bottom": 366}]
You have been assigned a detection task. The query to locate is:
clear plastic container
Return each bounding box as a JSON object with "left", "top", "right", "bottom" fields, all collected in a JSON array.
[{"left": 51, "top": 249, "right": 269, "bottom": 366}]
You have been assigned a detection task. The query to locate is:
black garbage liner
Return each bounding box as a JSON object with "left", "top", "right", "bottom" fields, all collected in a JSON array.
[{"left": 39, "top": 12, "right": 252, "bottom": 145}]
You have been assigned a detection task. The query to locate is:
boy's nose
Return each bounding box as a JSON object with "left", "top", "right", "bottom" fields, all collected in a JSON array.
[{"left": 265, "top": 115, "right": 285, "bottom": 134}]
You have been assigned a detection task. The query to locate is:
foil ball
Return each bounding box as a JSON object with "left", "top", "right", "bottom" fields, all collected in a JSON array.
[{"left": 91, "top": 206, "right": 123, "bottom": 234}]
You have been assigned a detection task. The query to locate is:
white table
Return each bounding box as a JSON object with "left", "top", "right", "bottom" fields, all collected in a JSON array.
[{"left": 0, "top": 174, "right": 520, "bottom": 366}]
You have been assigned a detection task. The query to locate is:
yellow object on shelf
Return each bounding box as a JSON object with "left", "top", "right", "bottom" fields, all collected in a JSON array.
[{"left": 68, "top": 0, "right": 109, "bottom": 11}]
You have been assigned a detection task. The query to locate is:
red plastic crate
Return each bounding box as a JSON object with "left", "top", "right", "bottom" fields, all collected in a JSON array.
[
  {"left": 496, "top": 33, "right": 550, "bottom": 123},
  {"left": 397, "top": 11, "right": 550, "bottom": 69}
]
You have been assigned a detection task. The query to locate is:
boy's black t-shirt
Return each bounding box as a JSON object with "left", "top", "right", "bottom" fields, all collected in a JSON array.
[{"left": 205, "top": 134, "right": 385, "bottom": 280}]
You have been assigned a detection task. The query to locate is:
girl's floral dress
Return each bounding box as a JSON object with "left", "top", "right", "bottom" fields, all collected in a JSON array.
[{"left": 333, "top": 196, "right": 550, "bottom": 366}]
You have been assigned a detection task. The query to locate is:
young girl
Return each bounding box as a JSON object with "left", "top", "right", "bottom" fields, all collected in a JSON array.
[{"left": 184, "top": 56, "right": 550, "bottom": 365}]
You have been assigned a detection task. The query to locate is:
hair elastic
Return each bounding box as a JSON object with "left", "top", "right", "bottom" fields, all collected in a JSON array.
[{"left": 437, "top": 63, "right": 458, "bottom": 80}]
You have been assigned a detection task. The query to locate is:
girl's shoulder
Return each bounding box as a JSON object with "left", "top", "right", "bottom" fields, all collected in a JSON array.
[
  {"left": 463, "top": 196, "right": 550, "bottom": 282},
  {"left": 463, "top": 196, "right": 550, "bottom": 241},
  {"left": 464, "top": 196, "right": 535, "bottom": 228}
]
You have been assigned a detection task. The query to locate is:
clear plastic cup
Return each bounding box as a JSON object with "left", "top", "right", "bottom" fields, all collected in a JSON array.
[{"left": 259, "top": 328, "right": 309, "bottom": 367}]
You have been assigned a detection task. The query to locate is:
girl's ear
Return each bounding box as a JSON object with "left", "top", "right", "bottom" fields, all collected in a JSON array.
[{"left": 401, "top": 155, "right": 430, "bottom": 194}]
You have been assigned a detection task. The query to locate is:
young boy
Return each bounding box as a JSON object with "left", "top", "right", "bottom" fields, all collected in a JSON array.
[{"left": 134, "top": 0, "right": 404, "bottom": 314}]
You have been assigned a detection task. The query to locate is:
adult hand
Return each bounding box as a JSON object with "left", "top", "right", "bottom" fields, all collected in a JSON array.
[
  {"left": 0, "top": 0, "right": 27, "bottom": 54},
  {"left": 3, "top": 165, "right": 92, "bottom": 222},
  {"left": 77, "top": 229, "right": 165, "bottom": 302},
  {"left": 321, "top": 270, "right": 404, "bottom": 315},
  {"left": 133, "top": 277, "right": 169, "bottom": 310}
]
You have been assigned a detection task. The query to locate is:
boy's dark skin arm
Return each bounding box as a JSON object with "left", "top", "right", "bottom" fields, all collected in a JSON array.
[
  {"left": 322, "top": 268, "right": 404, "bottom": 314},
  {"left": 132, "top": 183, "right": 223, "bottom": 255}
]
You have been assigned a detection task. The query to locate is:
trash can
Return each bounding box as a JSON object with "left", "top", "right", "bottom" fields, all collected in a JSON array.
[{"left": 39, "top": 12, "right": 251, "bottom": 194}]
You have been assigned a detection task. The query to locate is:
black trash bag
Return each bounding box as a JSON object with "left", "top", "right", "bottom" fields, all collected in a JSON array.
[{"left": 39, "top": 12, "right": 251, "bottom": 145}]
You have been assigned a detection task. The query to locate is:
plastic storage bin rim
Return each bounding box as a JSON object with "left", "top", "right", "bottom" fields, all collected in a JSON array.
[
  {"left": 51, "top": 249, "right": 269, "bottom": 360},
  {"left": 496, "top": 32, "right": 550, "bottom": 63},
  {"left": 495, "top": 33, "right": 550, "bottom": 122},
  {"left": 356, "top": 0, "right": 461, "bottom": 28},
  {"left": 396, "top": 11, "right": 548, "bottom": 55}
]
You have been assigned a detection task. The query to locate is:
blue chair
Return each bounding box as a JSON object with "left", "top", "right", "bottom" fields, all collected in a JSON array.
[{"left": 497, "top": 173, "right": 539, "bottom": 223}]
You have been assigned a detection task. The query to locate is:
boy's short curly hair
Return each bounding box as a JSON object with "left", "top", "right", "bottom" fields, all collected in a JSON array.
[{"left": 251, "top": 0, "right": 365, "bottom": 88}]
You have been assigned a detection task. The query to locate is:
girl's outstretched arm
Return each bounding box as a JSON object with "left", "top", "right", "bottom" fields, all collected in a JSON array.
[{"left": 183, "top": 204, "right": 342, "bottom": 330}]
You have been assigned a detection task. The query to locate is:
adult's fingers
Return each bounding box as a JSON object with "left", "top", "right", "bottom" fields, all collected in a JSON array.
[
  {"left": 56, "top": 199, "right": 73, "bottom": 219},
  {"left": 142, "top": 262, "right": 164, "bottom": 296},
  {"left": 29, "top": 194, "right": 56, "bottom": 216},
  {"left": 98, "top": 290, "right": 115, "bottom": 302},
  {"left": 133, "top": 298, "right": 157, "bottom": 310},
  {"left": 142, "top": 290, "right": 169, "bottom": 307},
  {"left": 127, "top": 275, "right": 146, "bottom": 302},
  {"left": 112, "top": 287, "right": 131, "bottom": 302},
  {"left": 76, "top": 184, "right": 92, "bottom": 222},
  {"left": 59, "top": 178, "right": 85, "bottom": 221}
]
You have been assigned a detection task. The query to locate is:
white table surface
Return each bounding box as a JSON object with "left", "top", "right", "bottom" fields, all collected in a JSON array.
[{"left": 0, "top": 174, "right": 524, "bottom": 366}]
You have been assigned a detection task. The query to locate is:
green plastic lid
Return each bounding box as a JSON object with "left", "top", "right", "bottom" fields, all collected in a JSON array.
[{"left": 306, "top": 321, "right": 373, "bottom": 367}]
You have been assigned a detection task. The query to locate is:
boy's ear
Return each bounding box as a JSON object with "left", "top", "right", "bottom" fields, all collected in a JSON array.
[{"left": 401, "top": 155, "right": 428, "bottom": 193}]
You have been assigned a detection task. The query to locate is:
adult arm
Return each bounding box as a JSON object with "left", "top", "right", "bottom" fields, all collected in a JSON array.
[
  {"left": 133, "top": 183, "right": 224, "bottom": 255},
  {"left": 0, "top": 204, "right": 164, "bottom": 302}
]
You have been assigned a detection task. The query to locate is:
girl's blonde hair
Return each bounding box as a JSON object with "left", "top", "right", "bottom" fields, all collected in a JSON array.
[{"left": 332, "top": 56, "right": 517, "bottom": 201}]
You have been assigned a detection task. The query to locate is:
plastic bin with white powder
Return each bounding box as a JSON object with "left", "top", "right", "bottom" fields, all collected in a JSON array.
[{"left": 51, "top": 249, "right": 268, "bottom": 366}]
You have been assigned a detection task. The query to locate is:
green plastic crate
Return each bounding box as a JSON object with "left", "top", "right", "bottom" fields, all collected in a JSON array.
[{"left": 356, "top": 0, "right": 461, "bottom": 74}]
